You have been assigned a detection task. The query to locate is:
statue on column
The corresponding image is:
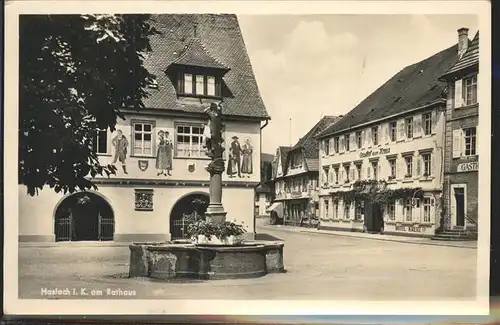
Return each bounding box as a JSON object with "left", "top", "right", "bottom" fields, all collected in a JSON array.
[{"left": 203, "top": 102, "right": 225, "bottom": 174}]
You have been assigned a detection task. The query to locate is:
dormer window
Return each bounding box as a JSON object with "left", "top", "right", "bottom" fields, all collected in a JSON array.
[{"left": 180, "top": 72, "right": 221, "bottom": 98}]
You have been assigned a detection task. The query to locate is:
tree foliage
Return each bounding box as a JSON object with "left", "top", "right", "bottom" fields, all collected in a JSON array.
[{"left": 19, "top": 14, "right": 159, "bottom": 196}]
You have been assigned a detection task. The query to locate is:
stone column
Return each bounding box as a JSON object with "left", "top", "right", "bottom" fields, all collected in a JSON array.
[{"left": 204, "top": 102, "right": 227, "bottom": 224}]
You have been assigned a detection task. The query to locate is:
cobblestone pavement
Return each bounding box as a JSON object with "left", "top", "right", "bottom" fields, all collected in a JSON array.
[{"left": 18, "top": 222, "right": 477, "bottom": 300}]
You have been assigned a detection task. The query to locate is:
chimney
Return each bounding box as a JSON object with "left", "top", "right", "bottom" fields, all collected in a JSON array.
[{"left": 457, "top": 27, "right": 469, "bottom": 58}]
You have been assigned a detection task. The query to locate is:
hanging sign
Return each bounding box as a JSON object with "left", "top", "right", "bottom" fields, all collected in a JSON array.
[{"left": 456, "top": 162, "right": 479, "bottom": 173}]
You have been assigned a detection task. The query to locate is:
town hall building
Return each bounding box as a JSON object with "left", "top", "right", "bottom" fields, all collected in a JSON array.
[{"left": 18, "top": 14, "right": 269, "bottom": 243}]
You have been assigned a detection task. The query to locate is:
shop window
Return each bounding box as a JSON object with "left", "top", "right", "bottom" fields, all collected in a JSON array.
[{"left": 423, "top": 198, "right": 431, "bottom": 223}]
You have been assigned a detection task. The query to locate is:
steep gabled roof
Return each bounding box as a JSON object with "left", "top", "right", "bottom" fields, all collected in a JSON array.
[
  {"left": 141, "top": 14, "right": 269, "bottom": 119},
  {"left": 291, "top": 115, "right": 341, "bottom": 159},
  {"left": 316, "top": 44, "right": 458, "bottom": 139},
  {"left": 441, "top": 31, "right": 479, "bottom": 79},
  {"left": 170, "top": 37, "right": 230, "bottom": 70},
  {"left": 272, "top": 146, "right": 292, "bottom": 179}
]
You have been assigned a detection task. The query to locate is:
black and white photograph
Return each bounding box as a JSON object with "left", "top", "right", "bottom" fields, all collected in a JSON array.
[{"left": 4, "top": 0, "right": 491, "bottom": 316}]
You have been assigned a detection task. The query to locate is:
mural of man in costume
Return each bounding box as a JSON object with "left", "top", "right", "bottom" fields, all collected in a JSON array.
[
  {"left": 241, "top": 137, "right": 253, "bottom": 177},
  {"left": 227, "top": 135, "right": 242, "bottom": 178},
  {"left": 111, "top": 129, "right": 128, "bottom": 174},
  {"left": 155, "top": 130, "right": 173, "bottom": 176}
]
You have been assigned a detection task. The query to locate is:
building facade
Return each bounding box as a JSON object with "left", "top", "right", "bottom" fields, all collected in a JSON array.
[
  {"left": 440, "top": 29, "right": 479, "bottom": 232},
  {"left": 315, "top": 43, "right": 461, "bottom": 237},
  {"left": 254, "top": 153, "right": 274, "bottom": 218},
  {"left": 270, "top": 116, "right": 339, "bottom": 225},
  {"left": 19, "top": 14, "right": 269, "bottom": 243}
]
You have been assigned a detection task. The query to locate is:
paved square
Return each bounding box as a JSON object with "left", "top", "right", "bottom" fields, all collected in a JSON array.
[{"left": 18, "top": 224, "right": 477, "bottom": 300}]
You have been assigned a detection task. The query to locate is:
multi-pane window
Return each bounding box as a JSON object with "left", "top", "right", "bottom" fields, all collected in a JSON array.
[
  {"left": 388, "top": 159, "right": 396, "bottom": 179},
  {"left": 344, "top": 202, "right": 350, "bottom": 219},
  {"left": 176, "top": 125, "right": 204, "bottom": 157},
  {"left": 372, "top": 127, "right": 378, "bottom": 145},
  {"left": 182, "top": 73, "right": 218, "bottom": 97},
  {"left": 406, "top": 117, "right": 413, "bottom": 139},
  {"left": 345, "top": 135, "right": 350, "bottom": 151},
  {"left": 404, "top": 156, "right": 413, "bottom": 178},
  {"left": 390, "top": 122, "right": 397, "bottom": 142},
  {"left": 423, "top": 198, "right": 431, "bottom": 223},
  {"left": 133, "top": 122, "right": 153, "bottom": 156},
  {"left": 324, "top": 140, "right": 330, "bottom": 155},
  {"left": 372, "top": 161, "right": 378, "bottom": 180},
  {"left": 422, "top": 153, "right": 431, "bottom": 176},
  {"left": 356, "top": 131, "right": 362, "bottom": 148},
  {"left": 405, "top": 199, "right": 413, "bottom": 222},
  {"left": 356, "top": 164, "right": 362, "bottom": 181},
  {"left": 344, "top": 165, "right": 350, "bottom": 183},
  {"left": 387, "top": 201, "right": 396, "bottom": 221},
  {"left": 464, "top": 127, "right": 477, "bottom": 156},
  {"left": 423, "top": 113, "right": 432, "bottom": 135},
  {"left": 334, "top": 137, "right": 340, "bottom": 152},
  {"left": 355, "top": 200, "right": 364, "bottom": 220},
  {"left": 463, "top": 75, "right": 477, "bottom": 106},
  {"left": 92, "top": 129, "right": 108, "bottom": 154}
]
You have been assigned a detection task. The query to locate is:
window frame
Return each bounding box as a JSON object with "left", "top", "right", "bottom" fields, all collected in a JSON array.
[
  {"left": 387, "top": 201, "right": 396, "bottom": 221},
  {"left": 404, "top": 155, "right": 413, "bottom": 178},
  {"left": 388, "top": 158, "right": 396, "bottom": 179},
  {"left": 372, "top": 127, "right": 378, "bottom": 146},
  {"left": 178, "top": 70, "right": 222, "bottom": 99},
  {"left": 463, "top": 75, "right": 478, "bottom": 106},
  {"left": 405, "top": 199, "right": 413, "bottom": 222},
  {"left": 92, "top": 129, "right": 109, "bottom": 155},
  {"left": 132, "top": 120, "right": 155, "bottom": 157},
  {"left": 423, "top": 113, "right": 432, "bottom": 135},
  {"left": 356, "top": 131, "right": 362, "bottom": 148},
  {"left": 423, "top": 197, "right": 432, "bottom": 223},
  {"left": 406, "top": 117, "right": 414, "bottom": 139},
  {"left": 463, "top": 127, "right": 477, "bottom": 156},
  {"left": 174, "top": 123, "right": 205, "bottom": 158},
  {"left": 371, "top": 161, "right": 378, "bottom": 181},
  {"left": 422, "top": 153, "right": 432, "bottom": 176},
  {"left": 390, "top": 122, "right": 397, "bottom": 142}
]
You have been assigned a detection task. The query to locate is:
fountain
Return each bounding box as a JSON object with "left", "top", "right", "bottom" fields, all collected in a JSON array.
[{"left": 128, "top": 102, "right": 285, "bottom": 280}]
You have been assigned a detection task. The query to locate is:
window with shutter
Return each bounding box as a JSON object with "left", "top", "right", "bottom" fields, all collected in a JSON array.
[
  {"left": 452, "top": 129, "right": 463, "bottom": 158},
  {"left": 414, "top": 155, "right": 421, "bottom": 178},
  {"left": 384, "top": 124, "right": 389, "bottom": 144},
  {"left": 367, "top": 128, "right": 372, "bottom": 147},
  {"left": 329, "top": 138, "right": 335, "bottom": 155},
  {"left": 454, "top": 79, "right": 464, "bottom": 108},
  {"left": 414, "top": 115, "right": 423, "bottom": 138},
  {"left": 398, "top": 120, "right": 405, "bottom": 140}
]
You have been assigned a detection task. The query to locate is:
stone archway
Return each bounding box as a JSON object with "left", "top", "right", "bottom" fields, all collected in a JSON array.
[
  {"left": 54, "top": 192, "right": 115, "bottom": 242},
  {"left": 169, "top": 192, "right": 209, "bottom": 240}
]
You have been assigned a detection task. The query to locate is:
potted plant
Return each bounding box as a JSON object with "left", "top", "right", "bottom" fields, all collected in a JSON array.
[{"left": 187, "top": 219, "right": 246, "bottom": 245}]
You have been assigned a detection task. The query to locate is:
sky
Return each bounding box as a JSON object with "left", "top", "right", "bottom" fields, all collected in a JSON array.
[{"left": 238, "top": 14, "right": 478, "bottom": 155}]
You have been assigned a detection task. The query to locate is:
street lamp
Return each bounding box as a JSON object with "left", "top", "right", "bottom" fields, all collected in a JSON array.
[{"left": 411, "top": 188, "right": 423, "bottom": 207}]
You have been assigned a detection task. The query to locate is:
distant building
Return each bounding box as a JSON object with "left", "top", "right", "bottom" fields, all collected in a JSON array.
[
  {"left": 315, "top": 41, "right": 461, "bottom": 237},
  {"left": 266, "top": 146, "right": 292, "bottom": 222},
  {"left": 254, "top": 153, "right": 275, "bottom": 218},
  {"left": 269, "top": 116, "right": 340, "bottom": 225},
  {"left": 19, "top": 14, "right": 269, "bottom": 243},
  {"left": 439, "top": 29, "right": 479, "bottom": 236}
]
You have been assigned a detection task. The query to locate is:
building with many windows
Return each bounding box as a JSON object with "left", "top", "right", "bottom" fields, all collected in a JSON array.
[
  {"left": 254, "top": 153, "right": 275, "bottom": 218},
  {"left": 315, "top": 41, "right": 462, "bottom": 237},
  {"left": 19, "top": 14, "right": 269, "bottom": 243},
  {"left": 439, "top": 29, "right": 479, "bottom": 235},
  {"left": 269, "top": 116, "right": 340, "bottom": 225}
]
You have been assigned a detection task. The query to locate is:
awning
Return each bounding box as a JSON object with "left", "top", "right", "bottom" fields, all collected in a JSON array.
[{"left": 266, "top": 202, "right": 284, "bottom": 217}]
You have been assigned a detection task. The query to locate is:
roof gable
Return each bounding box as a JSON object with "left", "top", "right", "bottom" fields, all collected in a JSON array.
[
  {"left": 141, "top": 14, "right": 269, "bottom": 119},
  {"left": 316, "top": 44, "right": 458, "bottom": 138},
  {"left": 291, "top": 115, "right": 341, "bottom": 158},
  {"left": 441, "top": 31, "right": 479, "bottom": 78}
]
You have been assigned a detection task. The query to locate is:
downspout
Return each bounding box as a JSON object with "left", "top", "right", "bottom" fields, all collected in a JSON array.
[{"left": 255, "top": 118, "right": 270, "bottom": 236}]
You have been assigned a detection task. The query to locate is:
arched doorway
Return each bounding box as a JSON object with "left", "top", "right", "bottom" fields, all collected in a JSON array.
[
  {"left": 170, "top": 192, "right": 209, "bottom": 240},
  {"left": 54, "top": 192, "right": 115, "bottom": 242}
]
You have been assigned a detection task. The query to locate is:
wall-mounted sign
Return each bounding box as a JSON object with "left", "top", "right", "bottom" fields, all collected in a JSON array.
[
  {"left": 359, "top": 148, "right": 390, "bottom": 158},
  {"left": 395, "top": 225, "right": 426, "bottom": 233},
  {"left": 457, "top": 162, "right": 479, "bottom": 173}
]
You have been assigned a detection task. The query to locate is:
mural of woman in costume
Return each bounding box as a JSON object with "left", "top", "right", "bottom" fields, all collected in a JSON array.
[
  {"left": 111, "top": 129, "right": 129, "bottom": 174},
  {"left": 241, "top": 137, "right": 253, "bottom": 177},
  {"left": 155, "top": 130, "right": 173, "bottom": 176}
]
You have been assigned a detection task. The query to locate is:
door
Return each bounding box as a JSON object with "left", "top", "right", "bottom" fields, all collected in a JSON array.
[{"left": 454, "top": 188, "right": 465, "bottom": 227}]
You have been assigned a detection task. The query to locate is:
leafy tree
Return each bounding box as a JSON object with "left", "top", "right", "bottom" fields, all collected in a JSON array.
[{"left": 19, "top": 14, "right": 159, "bottom": 196}]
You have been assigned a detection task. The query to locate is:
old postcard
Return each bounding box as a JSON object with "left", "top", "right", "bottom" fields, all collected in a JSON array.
[{"left": 4, "top": 0, "right": 491, "bottom": 316}]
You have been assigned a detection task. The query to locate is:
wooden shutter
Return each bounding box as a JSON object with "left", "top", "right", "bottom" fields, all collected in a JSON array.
[
  {"left": 366, "top": 128, "right": 372, "bottom": 147},
  {"left": 396, "top": 158, "right": 403, "bottom": 180},
  {"left": 454, "top": 79, "right": 463, "bottom": 108},
  {"left": 378, "top": 125, "right": 383, "bottom": 145},
  {"left": 414, "top": 115, "right": 422, "bottom": 138},
  {"left": 452, "top": 129, "right": 462, "bottom": 158},
  {"left": 397, "top": 119, "right": 405, "bottom": 140},
  {"left": 351, "top": 133, "right": 356, "bottom": 150},
  {"left": 384, "top": 124, "right": 389, "bottom": 144},
  {"left": 431, "top": 153, "right": 436, "bottom": 177},
  {"left": 414, "top": 155, "right": 421, "bottom": 178},
  {"left": 431, "top": 111, "right": 438, "bottom": 134}
]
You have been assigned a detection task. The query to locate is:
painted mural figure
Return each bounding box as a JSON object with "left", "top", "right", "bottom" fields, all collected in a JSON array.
[
  {"left": 241, "top": 137, "right": 253, "bottom": 177},
  {"left": 111, "top": 129, "right": 129, "bottom": 174},
  {"left": 156, "top": 130, "right": 173, "bottom": 176},
  {"left": 227, "top": 136, "right": 242, "bottom": 178}
]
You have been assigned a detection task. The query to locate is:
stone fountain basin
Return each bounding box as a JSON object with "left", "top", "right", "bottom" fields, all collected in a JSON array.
[{"left": 129, "top": 241, "right": 285, "bottom": 280}]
